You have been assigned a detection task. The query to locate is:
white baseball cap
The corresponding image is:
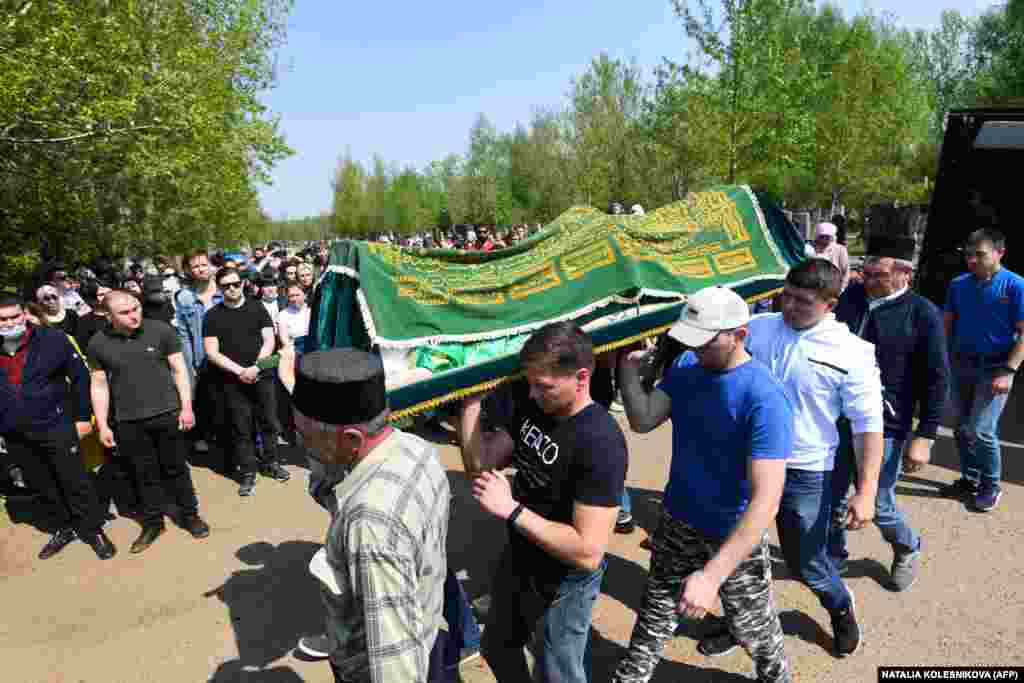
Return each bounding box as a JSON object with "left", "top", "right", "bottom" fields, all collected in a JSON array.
[{"left": 668, "top": 286, "right": 750, "bottom": 347}]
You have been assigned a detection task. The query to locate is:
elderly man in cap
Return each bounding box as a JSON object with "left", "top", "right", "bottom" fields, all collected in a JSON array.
[
  {"left": 807, "top": 222, "right": 850, "bottom": 293},
  {"left": 289, "top": 349, "right": 451, "bottom": 683},
  {"left": 613, "top": 286, "right": 793, "bottom": 683},
  {"left": 829, "top": 235, "right": 948, "bottom": 590}
]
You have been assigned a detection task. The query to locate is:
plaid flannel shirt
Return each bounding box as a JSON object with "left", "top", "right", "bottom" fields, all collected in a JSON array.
[{"left": 313, "top": 430, "right": 450, "bottom": 683}]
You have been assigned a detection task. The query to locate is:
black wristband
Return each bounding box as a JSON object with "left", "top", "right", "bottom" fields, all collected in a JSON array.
[{"left": 507, "top": 503, "right": 525, "bottom": 531}]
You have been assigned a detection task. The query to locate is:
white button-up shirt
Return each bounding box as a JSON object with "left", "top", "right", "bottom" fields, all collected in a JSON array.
[{"left": 747, "top": 313, "right": 883, "bottom": 471}]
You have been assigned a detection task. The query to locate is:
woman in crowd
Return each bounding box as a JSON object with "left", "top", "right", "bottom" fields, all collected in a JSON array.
[
  {"left": 277, "top": 283, "right": 311, "bottom": 356},
  {"left": 35, "top": 284, "right": 80, "bottom": 337},
  {"left": 296, "top": 263, "right": 315, "bottom": 298}
]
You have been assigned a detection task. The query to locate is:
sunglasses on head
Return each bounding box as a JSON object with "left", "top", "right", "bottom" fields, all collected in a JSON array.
[{"left": 221, "top": 280, "right": 243, "bottom": 290}]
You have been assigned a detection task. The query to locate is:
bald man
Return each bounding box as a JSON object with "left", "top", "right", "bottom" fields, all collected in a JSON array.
[{"left": 87, "top": 291, "right": 210, "bottom": 554}]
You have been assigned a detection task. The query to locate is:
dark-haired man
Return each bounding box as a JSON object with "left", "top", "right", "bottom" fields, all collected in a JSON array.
[
  {"left": 88, "top": 291, "right": 210, "bottom": 553},
  {"left": 942, "top": 227, "right": 1024, "bottom": 512},
  {"left": 830, "top": 236, "right": 949, "bottom": 590},
  {"left": 176, "top": 250, "right": 223, "bottom": 453},
  {"left": 203, "top": 267, "right": 290, "bottom": 496},
  {"left": 0, "top": 295, "right": 114, "bottom": 560},
  {"left": 458, "top": 322, "right": 627, "bottom": 683}
]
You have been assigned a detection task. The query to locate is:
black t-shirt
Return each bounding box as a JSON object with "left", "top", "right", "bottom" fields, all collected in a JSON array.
[
  {"left": 202, "top": 298, "right": 273, "bottom": 378},
  {"left": 75, "top": 313, "right": 108, "bottom": 351},
  {"left": 87, "top": 320, "right": 182, "bottom": 422},
  {"left": 493, "top": 380, "right": 628, "bottom": 591},
  {"left": 49, "top": 309, "right": 79, "bottom": 338}
]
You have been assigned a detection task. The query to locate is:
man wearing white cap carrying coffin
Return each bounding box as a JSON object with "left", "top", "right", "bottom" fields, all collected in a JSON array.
[{"left": 612, "top": 286, "right": 793, "bottom": 683}]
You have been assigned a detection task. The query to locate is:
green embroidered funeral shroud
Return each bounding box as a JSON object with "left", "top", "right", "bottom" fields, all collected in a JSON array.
[{"left": 308, "top": 185, "right": 806, "bottom": 418}]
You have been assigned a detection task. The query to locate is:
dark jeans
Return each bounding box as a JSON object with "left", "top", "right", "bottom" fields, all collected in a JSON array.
[
  {"left": 954, "top": 358, "right": 1009, "bottom": 488},
  {"left": 221, "top": 376, "right": 281, "bottom": 475},
  {"left": 776, "top": 469, "right": 851, "bottom": 613},
  {"left": 828, "top": 436, "right": 920, "bottom": 560},
  {"left": 444, "top": 568, "right": 483, "bottom": 661},
  {"left": 4, "top": 422, "right": 104, "bottom": 538},
  {"left": 483, "top": 547, "right": 605, "bottom": 683},
  {"left": 116, "top": 410, "right": 200, "bottom": 526}
]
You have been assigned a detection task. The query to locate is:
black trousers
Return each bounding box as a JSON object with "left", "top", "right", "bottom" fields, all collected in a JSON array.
[
  {"left": 221, "top": 376, "right": 281, "bottom": 475},
  {"left": 193, "top": 367, "right": 225, "bottom": 442},
  {"left": 116, "top": 410, "right": 200, "bottom": 526},
  {"left": 4, "top": 422, "right": 104, "bottom": 538}
]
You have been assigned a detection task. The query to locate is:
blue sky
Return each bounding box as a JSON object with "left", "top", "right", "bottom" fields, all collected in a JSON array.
[{"left": 258, "top": 0, "right": 1000, "bottom": 219}]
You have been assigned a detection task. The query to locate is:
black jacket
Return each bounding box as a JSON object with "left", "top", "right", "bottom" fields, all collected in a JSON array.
[
  {"left": 834, "top": 283, "right": 950, "bottom": 439},
  {"left": 0, "top": 324, "right": 92, "bottom": 434}
]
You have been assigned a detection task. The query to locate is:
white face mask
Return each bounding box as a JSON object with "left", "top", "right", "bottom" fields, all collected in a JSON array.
[{"left": 0, "top": 323, "right": 27, "bottom": 340}]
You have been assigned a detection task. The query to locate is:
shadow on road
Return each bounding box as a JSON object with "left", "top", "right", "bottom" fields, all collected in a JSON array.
[
  {"left": 207, "top": 662, "right": 305, "bottom": 682},
  {"left": 589, "top": 628, "right": 757, "bottom": 682},
  {"left": 204, "top": 540, "right": 324, "bottom": 680},
  {"left": 777, "top": 609, "right": 835, "bottom": 655}
]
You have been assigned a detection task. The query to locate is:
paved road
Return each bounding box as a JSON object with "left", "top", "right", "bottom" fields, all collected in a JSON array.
[{"left": 1, "top": 412, "right": 1021, "bottom": 682}]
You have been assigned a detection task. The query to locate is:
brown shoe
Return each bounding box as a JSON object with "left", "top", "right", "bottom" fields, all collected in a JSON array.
[{"left": 130, "top": 524, "right": 165, "bottom": 554}]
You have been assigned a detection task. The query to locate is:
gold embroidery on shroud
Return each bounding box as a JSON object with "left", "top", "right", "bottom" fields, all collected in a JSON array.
[
  {"left": 510, "top": 265, "right": 561, "bottom": 300},
  {"left": 713, "top": 247, "right": 757, "bottom": 274},
  {"left": 562, "top": 242, "right": 617, "bottom": 280}
]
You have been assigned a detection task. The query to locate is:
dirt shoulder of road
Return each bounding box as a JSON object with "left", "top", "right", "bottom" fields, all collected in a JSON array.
[{"left": 1, "top": 415, "right": 1022, "bottom": 682}]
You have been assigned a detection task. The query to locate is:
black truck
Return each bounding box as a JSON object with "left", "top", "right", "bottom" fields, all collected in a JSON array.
[{"left": 917, "top": 108, "right": 1024, "bottom": 306}]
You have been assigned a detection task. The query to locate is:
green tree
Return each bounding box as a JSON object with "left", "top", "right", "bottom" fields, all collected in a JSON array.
[
  {"left": 331, "top": 149, "right": 367, "bottom": 237},
  {"left": 567, "top": 54, "right": 645, "bottom": 208},
  {"left": 910, "top": 10, "right": 978, "bottom": 141},
  {"left": 671, "top": 0, "right": 817, "bottom": 185},
  {"left": 0, "top": 0, "right": 294, "bottom": 263}
]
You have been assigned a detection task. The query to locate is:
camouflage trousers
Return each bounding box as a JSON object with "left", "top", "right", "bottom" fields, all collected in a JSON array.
[{"left": 612, "top": 512, "right": 791, "bottom": 683}]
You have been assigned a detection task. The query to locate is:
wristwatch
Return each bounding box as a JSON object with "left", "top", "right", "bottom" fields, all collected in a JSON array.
[{"left": 507, "top": 503, "right": 525, "bottom": 531}]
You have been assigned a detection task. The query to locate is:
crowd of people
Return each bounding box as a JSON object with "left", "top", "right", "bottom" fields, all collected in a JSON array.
[
  {"left": 0, "top": 222, "right": 1018, "bottom": 682},
  {"left": 374, "top": 223, "right": 541, "bottom": 251}
]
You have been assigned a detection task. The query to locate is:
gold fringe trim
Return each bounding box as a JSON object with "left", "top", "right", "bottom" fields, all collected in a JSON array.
[{"left": 388, "top": 288, "right": 781, "bottom": 421}]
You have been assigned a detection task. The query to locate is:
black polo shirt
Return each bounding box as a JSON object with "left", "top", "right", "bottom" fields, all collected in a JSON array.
[{"left": 87, "top": 320, "right": 182, "bottom": 422}]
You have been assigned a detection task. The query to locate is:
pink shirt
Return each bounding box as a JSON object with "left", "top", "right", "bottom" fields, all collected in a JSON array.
[{"left": 813, "top": 243, "right": 850, "bottom": 292}]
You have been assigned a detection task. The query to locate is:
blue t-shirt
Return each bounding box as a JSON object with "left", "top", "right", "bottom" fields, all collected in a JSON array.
[
  {"left": 945, "top": 268, "right": 1024, "bottom": 357},
  {"left": 659, "top": 355, "right": 793, "bottom": 539}
]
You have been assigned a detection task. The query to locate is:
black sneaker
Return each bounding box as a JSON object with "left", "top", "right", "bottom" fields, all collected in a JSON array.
[
  {"left": 238, "top": 474, "right": 257, "bottom": 497},
  {"left": 38, "top": 528, "right": 76, "bottom": 560},
  {"left": 261, "top": 462, "right": 291, "bottom": 482},
  {"left": 183, "top": 515, "right": 211, "bottom": 539},
  {"left": 830, "top": 591, "right": 861, "bottom": 657},
  {"left": 297, "top": 634, "right": 331, "bottom": 659},
  {"left": 937, "top": 478, "right": 979, "bottom": 500},
  {"left": 84, "top": 530, "right": 117, "bottom": 560},
  {"left": 974, "top": 484, "right": 1003, "bottom": 512},
  {"left": 615, "top": 512, "right": 636, "bottom": 534},
  {"left": 697, "top": 627, "right": 739, "bottom": 657}
]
